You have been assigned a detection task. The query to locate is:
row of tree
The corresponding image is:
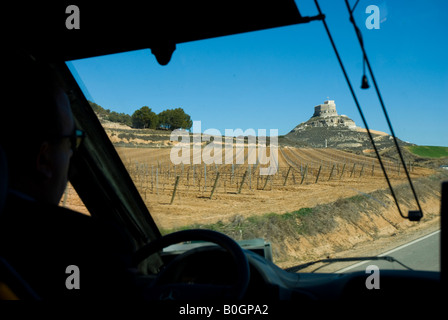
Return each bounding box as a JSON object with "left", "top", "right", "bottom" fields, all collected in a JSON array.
[{"left": 89, "top": 101, "right": 193, "bottom": 130}]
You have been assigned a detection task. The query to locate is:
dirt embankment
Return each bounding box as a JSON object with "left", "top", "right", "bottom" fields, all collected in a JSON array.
[
  {"left": 264, "top": 172, "right": 444, "bottom": 269},
  {"left": 178, "top": 171, "right": 445, "bottom": 270}
]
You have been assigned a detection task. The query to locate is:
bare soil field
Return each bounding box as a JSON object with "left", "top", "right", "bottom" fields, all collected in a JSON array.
[
  {"left": 62, "top": 143, "right": 436, "bottom": 229},
  {"left": 110, "top": 145, "right": 433, "bottom": 230},
  {"left": 60, "top": 134, "right": 444, "bottom": 267}
]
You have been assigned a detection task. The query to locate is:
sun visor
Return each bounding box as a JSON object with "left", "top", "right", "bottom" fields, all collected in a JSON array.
[{"left": 6, "top": 0, "right": 321, "bottom": 63}]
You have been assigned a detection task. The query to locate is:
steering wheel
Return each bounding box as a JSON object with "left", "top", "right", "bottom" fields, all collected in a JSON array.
[{"left": 133, "top": 229, "right": 250, "bottom": 300}]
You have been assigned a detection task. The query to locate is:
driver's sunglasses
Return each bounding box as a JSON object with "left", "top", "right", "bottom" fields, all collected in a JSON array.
[{"left": 59, "top": 129, "right": 86, "bottom": 152}]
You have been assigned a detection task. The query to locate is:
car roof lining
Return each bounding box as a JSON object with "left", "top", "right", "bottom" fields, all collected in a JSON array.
[{"left": 8, "top": 0, "right": 321, "bottom": 63}]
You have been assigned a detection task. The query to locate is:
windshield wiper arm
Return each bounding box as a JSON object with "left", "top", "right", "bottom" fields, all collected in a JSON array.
[
  {"left": 285, "top": 256, "right": 413, "bottom": 273},
  {"left": 313, "top": 0, "right": 422, "bottom": 221}
]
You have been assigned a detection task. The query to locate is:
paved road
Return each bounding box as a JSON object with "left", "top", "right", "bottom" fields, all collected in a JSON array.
[{"left": 336, "top": 230, "right": 440, "bottom": 273}]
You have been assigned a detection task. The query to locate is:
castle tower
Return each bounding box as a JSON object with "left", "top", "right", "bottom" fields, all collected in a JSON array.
[
  {"left": 289, "top": 100, "right": 356, "bottom": 132},
  {"left": 313, "top": 100, "right": 338, "bottom": 118}
]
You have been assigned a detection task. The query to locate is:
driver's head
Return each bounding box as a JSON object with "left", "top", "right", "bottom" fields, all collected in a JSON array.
[{"left": 0, "top": 53, "right": 75, "bottom": 205}]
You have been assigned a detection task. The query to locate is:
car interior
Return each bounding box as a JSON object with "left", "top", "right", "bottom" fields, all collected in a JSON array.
[{"left": 1, "top": 0, "right": 445, "bottom": 307}]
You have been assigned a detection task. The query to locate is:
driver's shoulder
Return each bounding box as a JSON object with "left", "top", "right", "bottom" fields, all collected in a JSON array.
[{"left": 0, "top": 194, "right": 99, "bottom": 250}]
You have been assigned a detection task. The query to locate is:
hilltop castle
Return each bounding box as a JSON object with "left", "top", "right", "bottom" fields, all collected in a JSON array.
[
  {"left": 292, "top": 100, "right": 356, "bottom": 131},
  {"left": 313, "top": 100, "right": 338, "bottom": 117},
  {"left": 285, "top": 100, "right": 409, "bottom": 151}
]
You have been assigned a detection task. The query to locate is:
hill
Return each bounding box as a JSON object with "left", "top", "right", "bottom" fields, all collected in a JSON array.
[
  {"left": 406, "top": 146, "right": 448, "bottom": 158},
  {"left": 284, "top": 100, "right": 413, "bottom": 153},
  {"left": 380, "top": 146, "right": 448, "bottom": 170},
  {"left": 283, "top": 126, "right": 412, "bottom": 152}
]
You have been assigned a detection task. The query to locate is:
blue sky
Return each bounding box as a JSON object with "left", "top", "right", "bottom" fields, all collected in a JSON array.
[{"left": 68, "top": 0, "right": 448, "bottom": 147}]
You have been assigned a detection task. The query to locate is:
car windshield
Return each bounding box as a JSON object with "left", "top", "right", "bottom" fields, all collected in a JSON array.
[{"left": 64, "top": 0, "right": 446, "bottom": 273}]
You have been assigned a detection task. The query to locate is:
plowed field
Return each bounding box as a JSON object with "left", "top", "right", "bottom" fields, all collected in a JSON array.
[
  {"left": 66, "top": 144, "right": 428, "bottom": 230},
  {"left": 62, "top": 143, "right": 433, "bottom": 230}
]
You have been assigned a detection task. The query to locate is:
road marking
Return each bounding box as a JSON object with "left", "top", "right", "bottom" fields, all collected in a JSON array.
[{"left": 335, "top": 230, "right": 440, "bottom": 273}]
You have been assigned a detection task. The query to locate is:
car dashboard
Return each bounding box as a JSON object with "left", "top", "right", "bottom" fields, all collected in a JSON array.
[{"left": 140, "top": 245, "right": 440, "bottom": 302}]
